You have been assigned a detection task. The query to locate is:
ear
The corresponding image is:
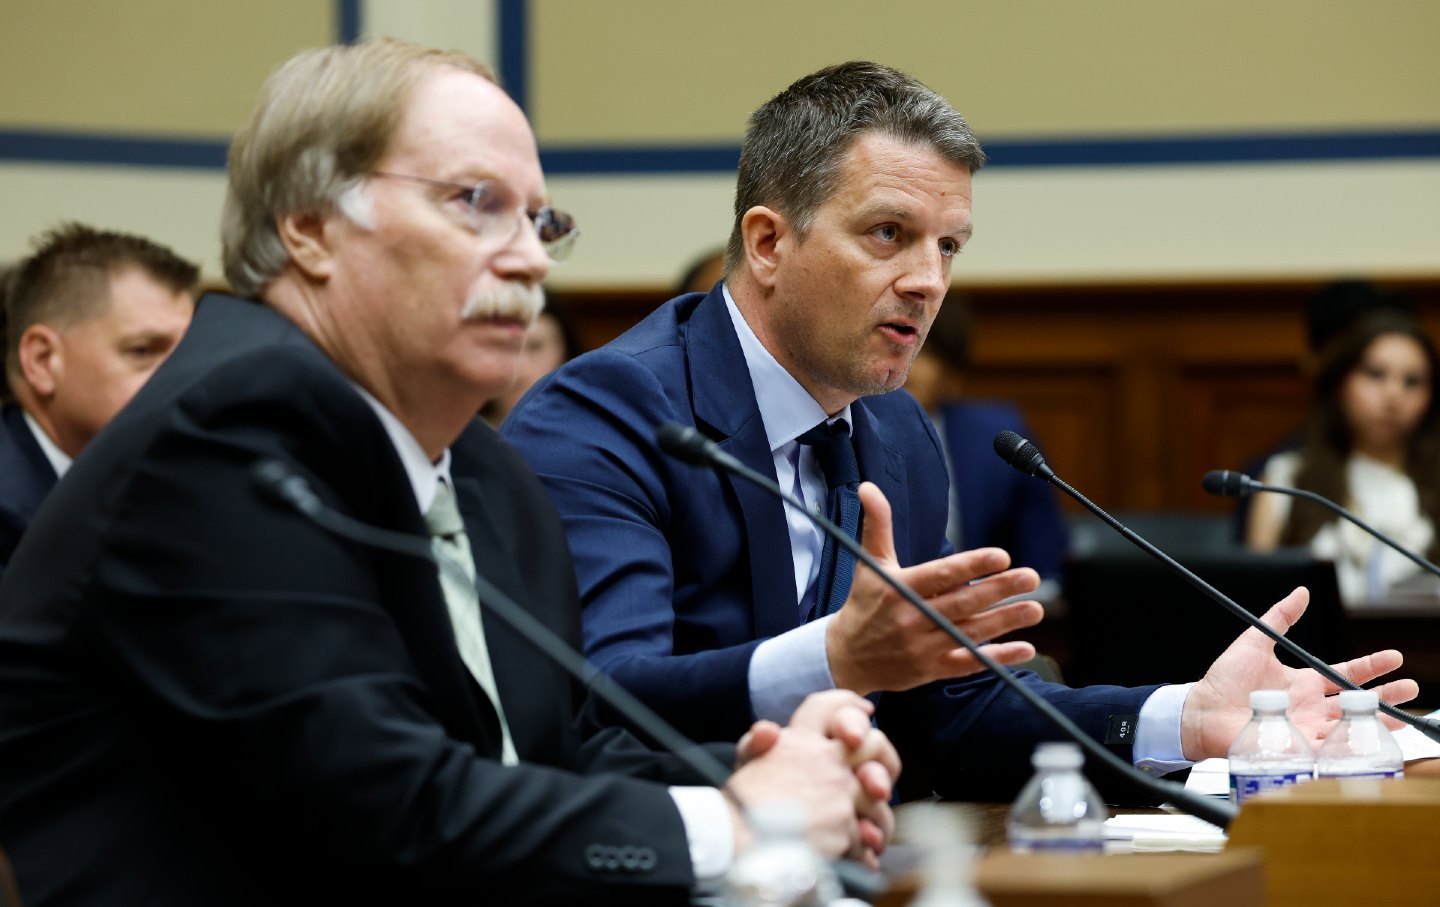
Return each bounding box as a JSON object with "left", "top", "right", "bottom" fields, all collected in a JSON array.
[
  {"left": 276, "top": 209, "right": 338, "bottom": 282},
  {"left": 740, "top": 206, "right": 791, "bottom": 291},
  {"left": 17, "top": 324, "right": 62, "bottom": 398}
]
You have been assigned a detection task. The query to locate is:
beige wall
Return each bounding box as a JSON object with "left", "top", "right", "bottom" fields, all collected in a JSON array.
[
  {"left": 1, "top": 0, "right": 1436, "bottom": 286},
  {"left": 531, "top": 0, "right": 1440, "bottom": 141}
]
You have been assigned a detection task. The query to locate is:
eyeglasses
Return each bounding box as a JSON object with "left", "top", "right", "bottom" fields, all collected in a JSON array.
[{"left": 370, "top": 171, "right": 579, "bottom": 261}]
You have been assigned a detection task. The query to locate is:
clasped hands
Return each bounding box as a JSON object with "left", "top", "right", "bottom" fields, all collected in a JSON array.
[{"left": 730, "top": 690, "right": 899, "bottom": 868}]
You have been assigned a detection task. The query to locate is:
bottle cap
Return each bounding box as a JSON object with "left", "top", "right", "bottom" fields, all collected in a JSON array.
[
  {"left": 1249, "top": 689, "right": 1289, "bottom": 711},
  {"left": 1337, "top": 689, "right": 1380, "bottom": 713},
  {"left": 1031, "top": 741, "right": 1084, "bottom": 770}
]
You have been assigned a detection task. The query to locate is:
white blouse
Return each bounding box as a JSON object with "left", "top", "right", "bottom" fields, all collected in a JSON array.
[{"left": 1261, "top": 451, "right": 1440, "bottom": 607}]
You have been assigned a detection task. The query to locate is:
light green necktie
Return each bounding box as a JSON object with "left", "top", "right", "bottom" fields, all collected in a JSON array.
[{"left": 425, "top": 478, "right": 518, "bottom": 766}]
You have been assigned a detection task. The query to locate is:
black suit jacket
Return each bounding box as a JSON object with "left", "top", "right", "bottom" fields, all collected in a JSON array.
[
  {"left": 0, "top": 294, "right": 710, "bottom": 906},
  {"left": 0, "top": 403, "right": 58, "bottom": 578}
]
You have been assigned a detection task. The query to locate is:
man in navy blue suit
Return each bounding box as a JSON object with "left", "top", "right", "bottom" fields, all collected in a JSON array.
[
  {"left": 503, "top": 61, "right": 1417, "bottom": 801},
  {"left": 0, "top": 225, "right": 196, "bottom": 575}
]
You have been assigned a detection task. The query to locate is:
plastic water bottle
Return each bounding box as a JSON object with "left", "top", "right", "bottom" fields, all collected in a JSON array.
[
  {"left": 1316, "top": 689, "right": 1404, "bottom": 779},
  {"left": 907, "top": 803, "right": 990, "bottom": 907},
  {"left": 1006, "top": 742, "right": 1105, "bottom": 853},
  {"left": 1228, "top": 689, "right": 1314, "bottom": 805},
  {"left": 726, "top": 801, "right": 842, "bottom": 906}
]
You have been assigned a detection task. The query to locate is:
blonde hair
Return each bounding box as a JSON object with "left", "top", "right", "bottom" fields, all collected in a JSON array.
[{"left": 221, "top": 38, "right": 495, "bottom": 296}]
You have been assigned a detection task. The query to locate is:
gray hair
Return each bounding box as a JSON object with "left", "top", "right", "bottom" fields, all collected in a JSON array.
[
  {"left": 221, "top": 38, "right": 495, "bottom": 297},
  {"left": 724, "top": 61, "right": 985, "bottom": 274}
]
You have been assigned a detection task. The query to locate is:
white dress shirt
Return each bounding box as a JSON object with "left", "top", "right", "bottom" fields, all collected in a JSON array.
[{"left": 23, "top": 410, "right": 72, "bottom": 478}]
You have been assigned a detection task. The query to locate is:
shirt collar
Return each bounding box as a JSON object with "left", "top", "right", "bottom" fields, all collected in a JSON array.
[
  {"left": 721, "top": 283, "right": 852, "bottom": 452},
  {"left": 22, "top": 410, "right": 72, "bottom": 478},
  {"left": 349, "top": 383, "right": 453, "bottom": 514}
]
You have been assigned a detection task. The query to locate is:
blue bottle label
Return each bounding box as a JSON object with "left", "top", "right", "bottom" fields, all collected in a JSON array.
[
  {"left": 1015, "top": 837, "right": 1104, "bottom": 853},
  {"left": 1229, "top": 771, "right": 1311, "bottom": 804},
  {"left": 1319, "top": 770, "right": 1403, "bottom": 780}
]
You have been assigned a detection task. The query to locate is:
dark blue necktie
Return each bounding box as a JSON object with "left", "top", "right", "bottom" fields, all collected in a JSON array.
[{"left": 797, "top": 418, "right": 861, "bottom": 620}]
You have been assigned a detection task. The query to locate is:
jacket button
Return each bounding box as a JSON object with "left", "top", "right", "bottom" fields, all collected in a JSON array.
[{"left": 585, "top": 844, "right": 606, "bottom": 871}]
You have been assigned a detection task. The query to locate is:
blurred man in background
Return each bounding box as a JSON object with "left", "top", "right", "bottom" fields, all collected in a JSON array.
[{"left": 0, "top": 223, "right": 196, "bottom": 573}]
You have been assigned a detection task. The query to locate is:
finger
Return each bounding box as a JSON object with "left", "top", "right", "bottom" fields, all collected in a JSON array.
[
  {"left": 856, "top": 821, "right": 886, "bottom": 861},
  {"left": 854, "top": 759, "right": 895, "bottom": 802},
  {"left": 1369, "top": 678, "right": 1419, "bottom": 711},
  {"left": 855, "top": 798, "right": 894, "bottom": 855},
  {"left": 737, "top": 720, "right": 783, "bottom": 763},
  {"left": 845, "top": 731, "right": 902, "bottom": 781},
  {"left": 937, "top": 640, "right": 1038, "bottom": 674},
  {"left": 924, "top": 571, "right": 1042, "bottom": 625},
  {"left": 857, "top": 482, "right": 898, "bottom": 565},
  {"left": 1324, "top": 649, "right": 1406, "bottom": 694},
  {"left": 787, "top": 690, "right": 874, "bottom": 734},
  {"left": 945, "top": 599, "right": 1045, "bottom": 643},
  {"left": 1242, "top": 586, "right": 1309, "bottom": 649},
  {"left": 826, "top": 705, "right": 876, "bottom": 752},
  {"left": 903, "top": 548, "right": 1016, "bottom": 601},
  {"left": 853, "top": 785, "right": 894, "bottom": 853}
]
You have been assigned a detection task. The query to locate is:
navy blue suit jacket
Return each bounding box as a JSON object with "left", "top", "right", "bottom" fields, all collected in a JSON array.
[
  {"left": 504, "top": 287, "right": 1158, "bottom": 801},
  {"left": 0, "top": 403, "right": 58, "bottom": 578},
  {"left": 940, "top": 401, "right": 1068, "bottom": 582}
]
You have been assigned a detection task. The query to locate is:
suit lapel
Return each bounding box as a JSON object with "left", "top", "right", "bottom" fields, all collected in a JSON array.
[
  {"left": 686, "top": 289, "right": 799, "bottom": 638},
  {"left": 851, "top": 399, "right": 910, "bottom": 562},
  {"left": 451, "top": 472, "right": 546, "bottom": 759},
  {"left": 0, "top": 405, "right": 59, "bottom": 518}
]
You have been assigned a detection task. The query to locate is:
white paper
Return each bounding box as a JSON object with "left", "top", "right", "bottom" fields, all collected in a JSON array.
[
  {"left": 1102, "top": 813, "right": 1227, "bottom": 852},
  {"left": 1391, "top": 708, "right": 1440, "bottom": 761}
]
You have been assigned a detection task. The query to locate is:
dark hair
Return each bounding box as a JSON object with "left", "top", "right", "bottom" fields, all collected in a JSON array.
[
  {"left": 1283, "top": 311, "right": 1440, "bottom": 557},
  {"left": 1306, "top": 279, "right": 1416, "bottom": 352},
  {"left": 919, "top": 290, "right": 974, "bottom": 369},
  {"left": 674, "top": 248, "right": 725, "bottom": 296},
  {"left": 538, "top": 294, "right": 582, "bottom": 362},
  {"left": 4, "top": 223, "right": 198, "bottom": 391},
  {"left": 724, "top": 61, "right": 986, "bottom": 274}
]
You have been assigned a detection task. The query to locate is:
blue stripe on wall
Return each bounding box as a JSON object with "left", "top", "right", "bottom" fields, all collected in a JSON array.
[
  {"left": 337, "top": 0, "right": 362, "bottom": 43},
  {"left": 0, "top": 130, "right": 229, "bottom": 170},
  {"left": 536, "top": 130, "right": 1440, "bottom": 175},
  {"left": 4, "top": 128, "right": 1439, "bottom": 174},
  {"left": 986, "top": 129, "right": 1440, "bottom": 168}
]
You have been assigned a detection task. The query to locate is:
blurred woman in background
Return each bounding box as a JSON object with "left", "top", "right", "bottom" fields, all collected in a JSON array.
[
  {"left": 482, "top": 296, "right": 581, "bottom": 427},
  {"left": 1247, "top": 310, "right": 1440, "bottom": 606}
]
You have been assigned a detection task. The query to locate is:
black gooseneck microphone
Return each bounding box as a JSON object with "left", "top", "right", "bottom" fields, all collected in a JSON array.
[
  {"left": 995, "top": 432, "right": 1440, "bottom": 745},
  {"left": 656, "top": 422, "right": 1239, "bottom": 829},
  {"left": 250, "top": 458, "right": 884, "bottom": 898},
  {"left": 1203, "top": 469, "right": 1440, "bottom": 581}
]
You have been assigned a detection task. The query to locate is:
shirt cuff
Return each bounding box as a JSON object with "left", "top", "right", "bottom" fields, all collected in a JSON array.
[
  {"left": 1133, "top": 682, "right": 1196, "bottom": 776},
  {"left": 748, "top": 616, "right": 837, "bottom": 723},
  {"left": 669, "top": 785, "right": 733, "bottom": 889}
]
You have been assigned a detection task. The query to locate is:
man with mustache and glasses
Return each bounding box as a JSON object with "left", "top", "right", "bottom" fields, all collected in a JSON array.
[
  {"left": 0, "top": 41, "right": 899, "bottom": 906},
  {"left": 503, "top": 61, "right": 1418, "bottom": 803}
]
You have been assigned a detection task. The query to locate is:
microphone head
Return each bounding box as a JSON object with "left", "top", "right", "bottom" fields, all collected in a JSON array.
[
  {"left": 251, "top": 458, "right": 321, "bottom": 515},
  {"left": 1202, "top": 470, "right": 1254, "bottom": 498},
  {"left": 993, "top": 430, "right": 1049, "bottom": 478},
  {"left": 655, "top": 422, "right": 717, "bottom": 466}
]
